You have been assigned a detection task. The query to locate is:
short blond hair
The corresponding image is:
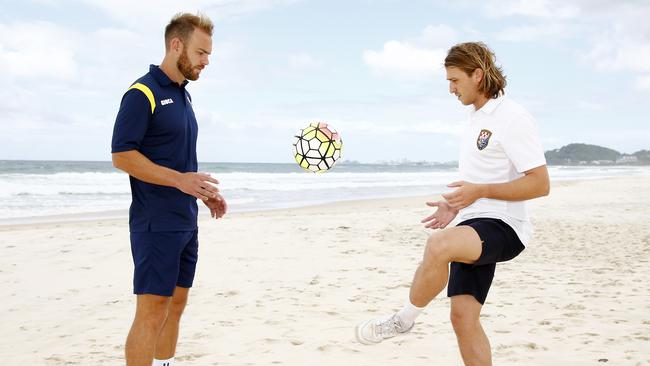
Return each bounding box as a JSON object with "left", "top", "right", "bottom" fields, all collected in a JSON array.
[
  {"left": 444, "top": 42, "right": 507, "bottom": 99},
  {"left": 164, "top": 12, "right": 213, "bottom": 50}
]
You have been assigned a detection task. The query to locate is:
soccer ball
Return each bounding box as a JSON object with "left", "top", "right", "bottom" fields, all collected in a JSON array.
[{"left": 293, "top": 122, "right": 343, "bottom": 172}]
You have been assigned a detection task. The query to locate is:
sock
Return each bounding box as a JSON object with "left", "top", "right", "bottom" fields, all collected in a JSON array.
[
  {"left": 396, "top": 299, "right": 425, "bottom": 326},
  {"left": 153, "top": 357, "right": 174, "bottom": 366}
]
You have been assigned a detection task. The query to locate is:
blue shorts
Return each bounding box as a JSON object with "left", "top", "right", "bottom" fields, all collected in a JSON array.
[{"left": 130, "top": 229, "right": 199, "bottom": 296}]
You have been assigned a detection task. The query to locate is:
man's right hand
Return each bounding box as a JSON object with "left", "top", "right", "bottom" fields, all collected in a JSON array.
[
  {"left": 177, "top": 172, "right": 220, "bottom": 201},
  {"left": 421, "top": 200, "right": 458, "bottom": 229}
]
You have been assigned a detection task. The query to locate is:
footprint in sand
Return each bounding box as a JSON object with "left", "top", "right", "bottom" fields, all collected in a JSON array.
[
  {"left": 317, "top": 343, "right": 359, "bottom": 353},
  {"left": 176, "top": 353, "right": 208, "bottom": 361},
  {"left": 309, "top": 276, "right": 320, "bottom": 285}
]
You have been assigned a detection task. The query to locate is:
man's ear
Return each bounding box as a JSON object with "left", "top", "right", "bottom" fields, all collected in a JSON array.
[
  {"left": 169, "top": 37, "right": 184, "bottom": 55},
  {"left": 473, "top": 68, "right": 484, "bottom": 83}
]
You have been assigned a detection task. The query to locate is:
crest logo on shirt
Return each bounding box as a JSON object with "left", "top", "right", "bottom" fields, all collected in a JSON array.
[
  {"left": 476, "top": 129, "right": 492, "bottom": 150},
  {"left": 160, "top": 98, "right": 174, "bottom": 106}
]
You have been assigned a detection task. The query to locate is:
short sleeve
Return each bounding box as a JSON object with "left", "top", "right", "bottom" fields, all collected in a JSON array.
[
  {"left": 501, "top": 112, "right": 547, "bottom": 173},
  {"left": 111, "top": 89, "right": 152, "bottom": 153}
]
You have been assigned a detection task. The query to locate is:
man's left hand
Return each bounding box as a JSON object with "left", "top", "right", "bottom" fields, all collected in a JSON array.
[
  {"left": 203, "top": 193, "right": 228, "bottom": 219},
  {"left": 442, "top": 181, "right": 485, "bottom": 211}
]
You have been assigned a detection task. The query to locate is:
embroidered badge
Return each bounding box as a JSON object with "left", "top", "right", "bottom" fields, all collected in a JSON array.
[{"left": 476, "top": 129, "right": 492, "bottom": 150}]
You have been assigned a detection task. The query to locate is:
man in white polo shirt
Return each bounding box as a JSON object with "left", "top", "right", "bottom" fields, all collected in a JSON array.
[{"left": 356, "top": 42, "right": 550, "bottom": 365}]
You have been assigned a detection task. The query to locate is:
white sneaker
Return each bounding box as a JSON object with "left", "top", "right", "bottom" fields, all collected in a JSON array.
[{"left": 355, "top": 313, "right": 414, "bottom": 345}]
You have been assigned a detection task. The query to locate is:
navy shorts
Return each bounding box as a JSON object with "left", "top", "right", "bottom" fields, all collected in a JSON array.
[
  {"left": 130, "top": 229, "right": 199, "bottom": 296},
  {"left": 447, "top": 218, "right": 524, "bottom": 305}
]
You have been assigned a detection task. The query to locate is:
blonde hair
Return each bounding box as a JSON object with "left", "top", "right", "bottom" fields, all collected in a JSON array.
[
  {"left": 444, "top": 42, "right": 506, "bottom": 99},
  {"left": 164, "top": 12, "right": 214, "bottom": 50}
]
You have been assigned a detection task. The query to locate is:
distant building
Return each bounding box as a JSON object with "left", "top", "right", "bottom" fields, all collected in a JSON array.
[{"left": 616, "top": 155, "right": 638, "bottom": 163}]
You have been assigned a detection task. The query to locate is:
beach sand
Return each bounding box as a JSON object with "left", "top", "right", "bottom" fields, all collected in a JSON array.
[{"left": 1, "top": 176, "right": 649, "bottom": 365}]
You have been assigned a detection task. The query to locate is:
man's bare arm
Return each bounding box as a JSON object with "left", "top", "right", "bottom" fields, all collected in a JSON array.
[
  {"left": 443, "top": 165, "right": 550, "bottom": 210},
  {"left": 482, "top": 165, "right": 550, "bottom": 201},
  {"left": 112, "top": 150, "right": 219, "bottom": 201}
]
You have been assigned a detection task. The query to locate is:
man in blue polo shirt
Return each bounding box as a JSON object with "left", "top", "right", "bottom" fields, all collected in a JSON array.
[{"left": 111, "top": 12, "right": 226, "bottom": 366}]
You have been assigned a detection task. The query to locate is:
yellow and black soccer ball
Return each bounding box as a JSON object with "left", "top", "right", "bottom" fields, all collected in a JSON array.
[{"left": 293, "top": 122, "right": 343, "bottom": 173}]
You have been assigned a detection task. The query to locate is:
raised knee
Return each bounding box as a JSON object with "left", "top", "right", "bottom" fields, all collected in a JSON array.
[{"left": 424, "top": 233, "right": 450, "bottom": 263}]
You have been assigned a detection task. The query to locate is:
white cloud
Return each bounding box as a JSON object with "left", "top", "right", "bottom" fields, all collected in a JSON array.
[
  {"left": 584, "top": 39, "right": 650, "bottom": 74},
  {"left": 475, "top": 1, "right": 650, "bottom": 91},
  {"left": 0, "top": 20, "right": 153, "bottom": 86},
  {"left": 363, "top": 25, "right": 457, "bottom": 80},
  {"left": 0, "top": 21, "right": 79, "bottom": 81},
  {"left": 0, "top": 18, "right": 158, "bottom": 161},
  {"left": 577, "top": 3, "right": 650, "bottom": 90},
  {"left": 363, "top": 42, "right": 446, "bottom": 79}
]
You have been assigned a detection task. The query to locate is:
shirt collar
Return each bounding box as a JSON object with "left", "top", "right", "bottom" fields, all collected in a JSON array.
[
  {"left": 473, "top": 95, "right": 505, "bottom": 115},
  {"left": 150, "top": 64, "right": 188, "bottom": 88}
]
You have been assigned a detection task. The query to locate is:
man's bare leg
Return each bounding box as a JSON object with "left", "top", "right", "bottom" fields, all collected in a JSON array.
[
  {"left": 356, "top": 226, "right": 483, "bottom": 344},
  {"left": 126, "top": 294, "right": 171, "bottom": 366},
  {"left": 409, "top": 226, "right": 483, "bottom": 307},
  {"left": 451, "top": 295, "right": 492, "bottom": 366},
  {"left": 154, "top": 286, "right": 189, "bottom": 360}
]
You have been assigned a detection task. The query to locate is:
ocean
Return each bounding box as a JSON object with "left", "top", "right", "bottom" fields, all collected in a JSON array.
[{"left": 1, "top": 160, "right": 649, "bottom": 223}]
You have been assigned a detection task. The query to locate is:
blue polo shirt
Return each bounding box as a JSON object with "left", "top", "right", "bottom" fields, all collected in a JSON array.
[{"left": 111, "top": 65, "right": 199, "bottom": 232}]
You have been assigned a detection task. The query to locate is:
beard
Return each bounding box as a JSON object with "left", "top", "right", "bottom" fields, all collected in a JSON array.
[{"left": 177, "top": 50, "right": 201, "bottom": 81}]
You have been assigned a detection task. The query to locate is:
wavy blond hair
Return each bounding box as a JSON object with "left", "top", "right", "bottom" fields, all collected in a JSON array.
[
  {"left": 444, "top": 42, "right": 506, "bottom": 99},
  {"left": 164, "top": 12, "right": 214, "bottom": 51}
]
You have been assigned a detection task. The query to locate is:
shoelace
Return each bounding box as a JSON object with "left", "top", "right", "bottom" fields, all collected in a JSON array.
[{"left": 376, "top": 315, "right": 402, "bottom": 338}]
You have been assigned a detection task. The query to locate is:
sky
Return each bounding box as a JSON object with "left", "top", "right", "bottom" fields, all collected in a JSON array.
[{"left": 0, "top": 0, "right": 648, "bottom": 163}]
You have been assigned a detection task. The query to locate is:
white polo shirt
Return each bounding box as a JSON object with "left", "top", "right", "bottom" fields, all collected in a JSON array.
[{"left": 455, "top": 96, "right": 546, "bottom": 245}]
